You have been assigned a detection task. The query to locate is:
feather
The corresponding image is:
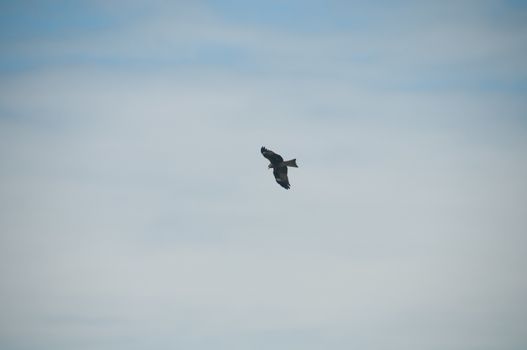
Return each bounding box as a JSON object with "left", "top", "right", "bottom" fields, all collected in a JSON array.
[
  {"left": 260, "top": 147, "right": 283, "bottom": 165},
  {"left": 261, "top": 146, "right": 297, "bottom": 190}
]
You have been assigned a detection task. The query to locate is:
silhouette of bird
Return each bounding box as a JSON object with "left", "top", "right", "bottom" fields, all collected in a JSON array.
[{"left": 261, "top": 147, "right": 298, "bottom": 189}]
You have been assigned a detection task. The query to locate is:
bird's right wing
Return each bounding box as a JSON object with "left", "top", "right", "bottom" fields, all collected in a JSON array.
[{"left": 261, "top": 146, "right": 284, "bottom": 164}]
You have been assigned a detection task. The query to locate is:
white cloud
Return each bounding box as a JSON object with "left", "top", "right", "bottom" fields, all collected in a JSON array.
[
  {"left": 4, "top": 0, "right": 526, "bottom": 84},
  {"left": 1, "top": 1, "right": 527, "bottom": 349}
]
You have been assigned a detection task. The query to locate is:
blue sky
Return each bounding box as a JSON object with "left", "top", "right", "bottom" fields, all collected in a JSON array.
[{"left": 1, "top": 1, "right": 527, "bottom": 349}]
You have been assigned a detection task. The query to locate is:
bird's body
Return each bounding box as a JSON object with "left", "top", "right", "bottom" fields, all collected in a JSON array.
[{"left": 261, "top": 147, "right": 298, "bottom": 189}]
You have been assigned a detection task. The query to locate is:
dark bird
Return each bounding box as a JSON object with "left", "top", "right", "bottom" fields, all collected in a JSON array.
[{"left": 261, "top": 146, "right": 298, "bottom": 189}]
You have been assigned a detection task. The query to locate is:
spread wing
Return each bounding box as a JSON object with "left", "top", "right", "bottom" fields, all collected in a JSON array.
[
  {"left": 261, "top": 146, "right": 283, "bottom": 165},
  {"left": 273, "top": 166, "right": 290, "bottom": 189}
]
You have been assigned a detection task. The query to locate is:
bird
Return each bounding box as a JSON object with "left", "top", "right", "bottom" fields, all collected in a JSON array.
[{"left": 261, "top": 146, "right": 298, "bottom": 189}]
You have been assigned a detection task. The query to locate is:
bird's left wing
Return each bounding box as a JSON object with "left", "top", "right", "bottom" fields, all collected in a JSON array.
[{"left": 273, "top": 167, "right": 290, "bottom": 189}]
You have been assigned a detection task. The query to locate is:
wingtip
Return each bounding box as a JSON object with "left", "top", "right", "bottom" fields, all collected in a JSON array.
[{"left": 278, "top": 182, "right": 290, "bottom": 190}]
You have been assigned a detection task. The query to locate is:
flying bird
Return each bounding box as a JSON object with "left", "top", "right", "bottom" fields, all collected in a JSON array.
[{"left": 261, "top": 146, "right": 298, "bottom": 189}]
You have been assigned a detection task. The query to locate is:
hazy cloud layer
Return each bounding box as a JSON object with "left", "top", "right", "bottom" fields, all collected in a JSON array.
[{"left": 1, "top": 1, "right": 526, "bottom": 349}]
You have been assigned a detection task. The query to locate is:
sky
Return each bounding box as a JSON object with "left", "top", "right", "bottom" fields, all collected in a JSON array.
[{"left": 1, "top": 1, "right": 527, "bottom": 349}]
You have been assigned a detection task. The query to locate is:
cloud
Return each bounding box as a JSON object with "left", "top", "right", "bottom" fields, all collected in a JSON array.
[
  {"left": 1, "top": 1, "right": 527, "bottom": 349},
  {"left": 3, "top": 0, "right": 526, "bottom": 87}
]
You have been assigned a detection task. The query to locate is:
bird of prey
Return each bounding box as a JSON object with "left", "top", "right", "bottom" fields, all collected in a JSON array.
[{"left": 261, "top": 146, "right": 298, "bottom": 189}]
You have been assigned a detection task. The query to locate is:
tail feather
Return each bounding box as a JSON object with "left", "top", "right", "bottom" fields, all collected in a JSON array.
[{"left": 284, "top": 159, "right": 298, "bottom": 167}]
